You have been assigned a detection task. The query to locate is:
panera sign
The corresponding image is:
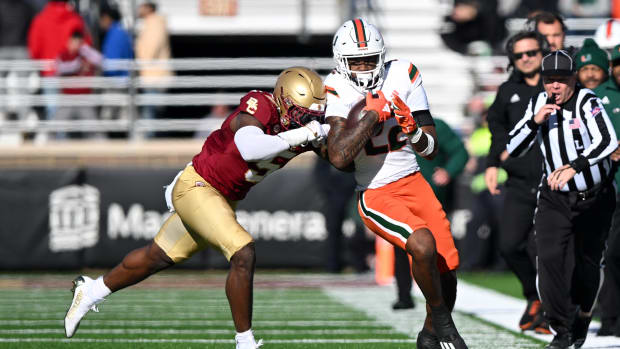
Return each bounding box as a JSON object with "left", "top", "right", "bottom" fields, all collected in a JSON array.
[{"left": 199, "top": 0, "right": 237, "bottom": 16}]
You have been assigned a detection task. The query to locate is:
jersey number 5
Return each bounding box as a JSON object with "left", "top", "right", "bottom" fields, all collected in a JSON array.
[{"left": 244, "top": 155, "right": 291, "bottom": 183}]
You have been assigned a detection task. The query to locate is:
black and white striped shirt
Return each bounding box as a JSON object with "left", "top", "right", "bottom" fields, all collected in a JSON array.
[{"left": 507, "top": 86, "right": 617, "bottom": 192}]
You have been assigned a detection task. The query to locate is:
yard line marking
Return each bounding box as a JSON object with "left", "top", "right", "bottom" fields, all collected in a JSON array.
[
  {"left": 325, "top": 285, "right": 542, "bottom": 348},
  {"left": 0, "top": 328, "right": 399, "bottom": 335},
  {"left": 0, "top": 319, "right": 386, "bottom": 327},
  {"left": 0, "top": 338, "right": 416, "bottom": 344}
]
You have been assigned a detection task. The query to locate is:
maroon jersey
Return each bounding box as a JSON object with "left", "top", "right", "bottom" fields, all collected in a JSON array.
[{"left": 192, "top": 91, "right": 308, "bottom": 201}]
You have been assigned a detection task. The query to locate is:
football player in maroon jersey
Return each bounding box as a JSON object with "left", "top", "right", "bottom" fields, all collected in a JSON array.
[{"left": 62, "top": 67, "right": 390, "bottom": 349}]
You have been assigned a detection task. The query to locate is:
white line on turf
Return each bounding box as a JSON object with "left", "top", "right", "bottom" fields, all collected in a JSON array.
[
  {"left": 325, "top": 283, "right": 542, "bottom": 348},
  {"left": 0, "top": 338, "right": 416, "bottom": 344},
  {"left": 453, "top": 282, "right": 620, "bottom": 349},
  {"left": 0, "top": 328, "right": 400, "bottom": 335}
]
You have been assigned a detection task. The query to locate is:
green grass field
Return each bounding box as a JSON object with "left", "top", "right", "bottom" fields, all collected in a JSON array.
[{"left": 0, "top": 271, "right": 543, "bottom": 348}]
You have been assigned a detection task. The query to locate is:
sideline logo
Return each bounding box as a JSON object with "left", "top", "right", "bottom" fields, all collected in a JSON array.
[{"left": 49, "top": 185, "right": 100, "bottom": 252}]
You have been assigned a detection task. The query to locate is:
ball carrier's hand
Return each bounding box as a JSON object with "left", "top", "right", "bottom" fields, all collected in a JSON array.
[{"left": 363, "top": 91, "right": 393, "bottom": 122}]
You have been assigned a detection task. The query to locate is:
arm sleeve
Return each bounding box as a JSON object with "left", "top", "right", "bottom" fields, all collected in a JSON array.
[
  {"left": 507, "top": 96, "right": 540, "bottom": 157},
  {"left": 575, "top": 97, "right": 618, "bottom": 171},
  {"left": 486, "top": 86, "right": 509, "bottom": 168},
  {"left": 79, "top": 44, "right": 103, "bottom": 67},
  {"left": 234, "top": 126, "right": 290, "bottom": 161},
  {"left": 436, "top": 120, "right": 469, "bottom": 178}
]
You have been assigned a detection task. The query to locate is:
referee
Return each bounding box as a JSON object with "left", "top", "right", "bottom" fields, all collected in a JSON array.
[{"left": 507, "top": 50, "right": 618, "bottom": 349}]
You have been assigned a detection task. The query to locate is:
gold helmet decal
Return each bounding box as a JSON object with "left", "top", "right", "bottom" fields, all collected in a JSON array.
[{"left": 273, "top": 67, "right": 326, "bottom": 130}]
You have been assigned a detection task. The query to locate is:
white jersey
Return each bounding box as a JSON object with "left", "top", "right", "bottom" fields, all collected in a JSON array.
[{"left": 324, "top": 59, "right": 431, "bottom": 190}]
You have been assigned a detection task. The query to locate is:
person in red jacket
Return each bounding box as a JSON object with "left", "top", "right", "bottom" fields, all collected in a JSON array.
[{"left": 27, "top": 0, "right": 92, "bottom": 127}]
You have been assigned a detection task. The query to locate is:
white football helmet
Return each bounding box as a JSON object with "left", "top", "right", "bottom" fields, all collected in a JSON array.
[
  {"left": 332, "top": 18, "right": 386, "bottom": 91},
  {"left": 594, "top": 19, "right": 620, "bottom": 49}
]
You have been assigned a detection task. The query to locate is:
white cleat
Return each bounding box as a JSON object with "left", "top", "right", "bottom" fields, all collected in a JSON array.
[
  {"left": 236, "top": 337, "right": 263, "bottom": 349},
  {"left": 64, "top": 276, "right": 104, "bottom": 337}
]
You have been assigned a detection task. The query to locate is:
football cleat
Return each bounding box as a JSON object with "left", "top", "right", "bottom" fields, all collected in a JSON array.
[
  {"left": 236, "top": 338, "right": 263, "bottom": 349},
  {"left": 392, "top": 297, "right": 415, "bottom": 310},
  {"left": 520, "top": 299, "right": 542, "bottom": 331},
  {"left": 571, "top": 314, "right": 591, "bottom": 348},
  {"left": 416, "top": 328, "right": 441, "bottom": 349},
  {"left": 64, "top": 276, "right": 104, "bottom": 338},
  {"left": 430, "top": 305, "right": 469, "bottom": 349},
  {"left": 545, "top": 332, "right": 574, "bottom": 349}
]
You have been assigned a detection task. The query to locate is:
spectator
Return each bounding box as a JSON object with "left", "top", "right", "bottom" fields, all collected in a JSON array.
[
  {"left": 313, "top": 159, "right": 357, "bottom": 274},
  {"left": 526, "top": 12, "right": 576, "bottom": 55},
  {"left": 27, "top": 0, "right": 92, "bottom": 126},
  {"left": 484, "top": 31, "right": 549, "bottom": 334},
  {"left": 440, "top": 0, "right": 507, "bottom": 55},
  {"left": 392, "top": 118, "right": 469, "bottom": 310},
  {"left": 54, "top": 30, "right": 103, "bottom": 139},
  {"left": 594, "top": 19, "right": 620, "bottom": 50},
  {"left": 136, "top": 1, "right": 172, "bottom": 137},
  {"left": 99, "top": 5, "right": 133, "bottom": 77},
  {"left": 575, "top": 38, "right": 609, "bottom": 90},
  {"left": 507, "top": 50, "right": 617, "bottom": 349},
  {"left": 593, "top": 43, "right": 620, "bottom": 337},
  {"left": 98, "top": 4, "right": 134, "bottom": 138}
]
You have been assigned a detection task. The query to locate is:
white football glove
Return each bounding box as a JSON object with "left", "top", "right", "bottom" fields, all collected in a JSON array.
[
  {"left": 277, "top": 120, "right": 330, "bottom": 148},
  {"left": 308, "top": 122, "right": 330, "bottom": 147}
]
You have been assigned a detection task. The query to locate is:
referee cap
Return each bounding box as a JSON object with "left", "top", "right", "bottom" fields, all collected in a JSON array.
[{"left": 541, "top": 50, "right": 575, "bottom": 76}]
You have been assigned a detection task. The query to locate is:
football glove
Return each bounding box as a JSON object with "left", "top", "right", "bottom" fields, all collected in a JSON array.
[
  {"left": 392, "top": 94, "right": 418, "bottom": 134},
  {"left": 363, "top": 91, "right": 392, "bottom": 122}
]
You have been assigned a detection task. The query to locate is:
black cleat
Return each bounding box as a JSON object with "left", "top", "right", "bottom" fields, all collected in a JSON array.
[
  {"left": 545, "top": 332, "right": 574, "bottom": 349},
  {"left": 571, "top": 314, "right": 591, "bottom": 348},
  {"left": 392, "top": 298, "right": 415, "bottom": 310},
  {"left": 596, "top": 317, "right": 616, "bottom": 336},
  {"left": 430, "top": 304, "right": 468, "bottom": 349},
  {"left": 416, "top": 328, "right": 440, "bottom": 349}
]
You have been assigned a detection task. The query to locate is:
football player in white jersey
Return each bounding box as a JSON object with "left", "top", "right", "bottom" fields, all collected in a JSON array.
[{"left": 325, "top": 18, "right": 468, "bottom": 349}]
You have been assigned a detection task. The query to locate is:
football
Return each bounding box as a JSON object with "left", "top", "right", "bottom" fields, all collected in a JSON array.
[{"left": 345, "top": 98, "right": 367, "bottom": 129}]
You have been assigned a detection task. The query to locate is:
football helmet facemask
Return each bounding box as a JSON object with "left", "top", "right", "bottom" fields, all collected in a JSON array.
[
  {"left": 333, "top": 18, "right": 386, "bottom": 91},
  {"left": 273, "top": 66, "right": 326, "bottom": 130}
]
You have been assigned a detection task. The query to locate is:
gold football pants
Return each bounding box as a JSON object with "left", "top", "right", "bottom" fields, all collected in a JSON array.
[{"left": 154, "top": 165, "right": 253, "bottom": 262}]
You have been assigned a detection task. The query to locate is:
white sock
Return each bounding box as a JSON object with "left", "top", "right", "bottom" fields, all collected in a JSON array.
[
  {"left": 235, "top": 329, "right": 255, "bottom": 343},
  {"left": 90, "top": 276, "right": 112, "bottom": 300}
]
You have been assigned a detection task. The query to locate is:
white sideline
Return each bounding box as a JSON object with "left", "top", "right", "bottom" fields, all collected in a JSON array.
[{"left": 448, "top": 281, "right": 620, "bottom": 349}]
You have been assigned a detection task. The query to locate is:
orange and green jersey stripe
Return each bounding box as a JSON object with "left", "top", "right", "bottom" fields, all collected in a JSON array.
[
  {"left": 352, "top": 19, "right": 367, "bottom": 48},
  {"left": 325, "top": 85, "right": 339, "bottom": 97},
  {"left": 408, "top": 63, "right": 419, "bottom": 83}
]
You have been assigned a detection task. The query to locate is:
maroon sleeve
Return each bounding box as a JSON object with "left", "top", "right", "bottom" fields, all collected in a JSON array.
[{"left": 239, "top": 91, "right": 278, "bottom": 128}]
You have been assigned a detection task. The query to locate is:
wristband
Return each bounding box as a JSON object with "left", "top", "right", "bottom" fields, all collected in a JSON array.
[{"left": 408, "top": 127, "right": 423, "bottom": 143}]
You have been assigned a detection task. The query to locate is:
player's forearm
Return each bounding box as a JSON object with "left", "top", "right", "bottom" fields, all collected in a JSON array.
[{"left": 327, "top": 112, "right": 378, "bottom": 169}]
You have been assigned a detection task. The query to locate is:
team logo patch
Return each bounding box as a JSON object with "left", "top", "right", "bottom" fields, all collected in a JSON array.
[
  {"left": 273, "top": 124, "right": 281, "bottom": 133},
  {"left": 195, "top": 181, "right": 206, "bottom": 187},
  {"left": 580, "top": 54, "right": 591, "bottom": 62},
  {"left": 602, "top": 96, "right": 610, "bottom": 104},
  {"left": 591, "top": 106, "right": 602, "bottom": 116}
]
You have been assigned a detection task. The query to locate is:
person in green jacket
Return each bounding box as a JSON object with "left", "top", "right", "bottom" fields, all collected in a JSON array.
[
  {"left": 593, "top": 43, "right": 620, "bottom": 337},
  {"left": 391, "top": 118, "right": 469, "bottom": 310}
]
